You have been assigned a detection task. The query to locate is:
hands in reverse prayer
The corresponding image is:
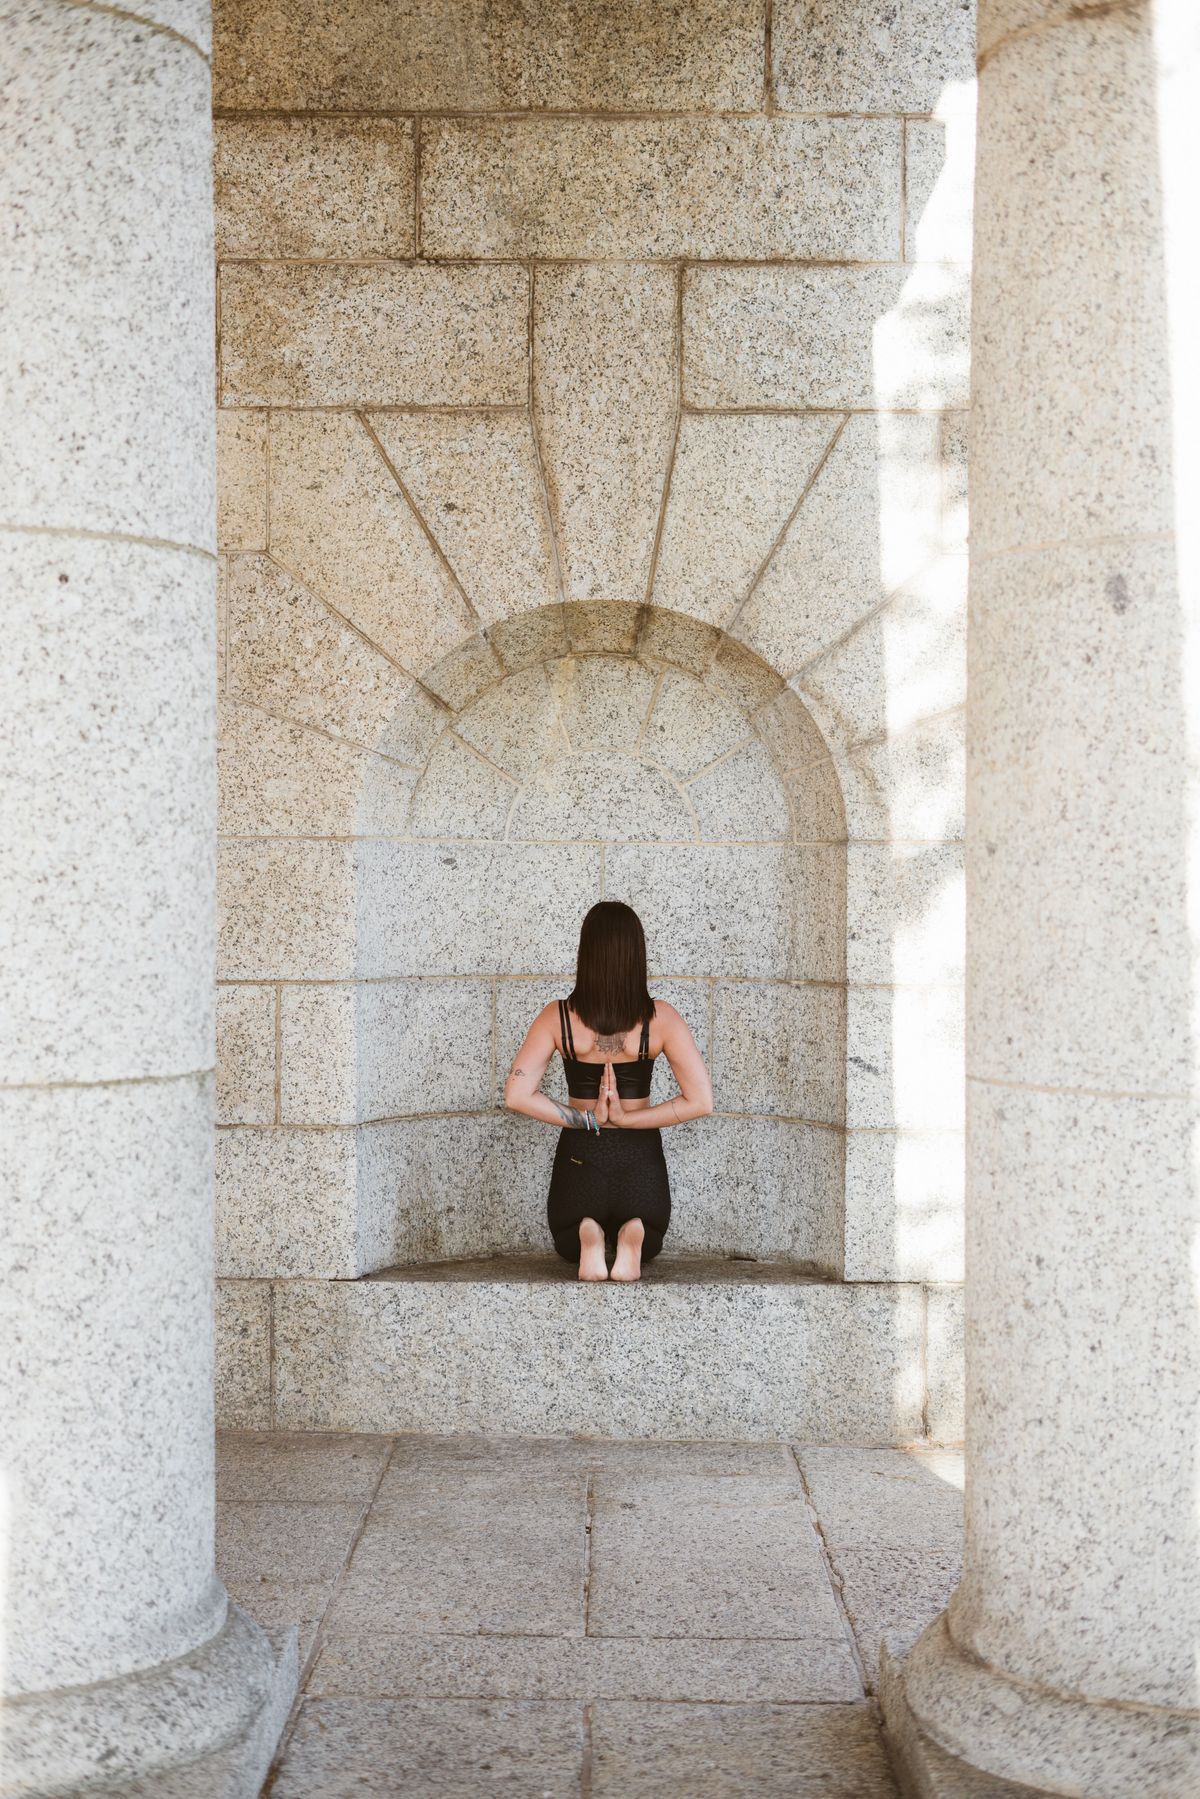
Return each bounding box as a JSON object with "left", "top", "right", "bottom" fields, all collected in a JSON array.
[{"left": 594, "top": 1062, "right": 624, "bottom": 1128}]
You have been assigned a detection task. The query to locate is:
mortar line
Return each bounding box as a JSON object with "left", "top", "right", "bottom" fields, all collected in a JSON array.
[
  {"left": 218, "top": 252, "right": 914, "bottom": 272},
  {"left": 219, "top": 690, "right": 423, "bottom": 771},
  {"left": 632, "top": 667, "right": 667, "bottom": 755},
  {"left": 763, "top": 0, "right": 776, "bottom": 114},
  {"left": 57, "top": 0, "right": 209, "bottom": 61},
  {"left": 260, "top": 1438, "right": 399, "bottom": 1792},
  {"left": 267, "top": 1282, "right": 277, "bottom": 1432},
  {"left": 412, "top": 115, "right": 422, "bottom": 255},
  {"left": 976, "top": 2, "right": 1133, "bottom": 75},
  {"left": 722, "top": 413, "right": 849, "bottom": 636},
  {"left": 920, "top": 1286, "right": 931, "bottom": 1441},
  {"left": 635, "top": 263, "right": 685, "bottom": 656},
  {"left": 790, "top": 1449, "right": 870, "bottom": 1694},
  {"left": 899, "top": 118, "right": 908, "bottom": 263},
  {"left": 527, "top": 261, "right": 571, "bottom": 645},
  {"left": 356, "top": 410, "right": 486, "bottom": 630},
  {"left": 274, "top": 985, "right": 283, "bottom": 1124},
  {"left": 582, "top": 1472, "right": 596, "bottom": 1635},
  {"left": 212, "top": 104, "right": 934, "bottom": 124},
  {"left": 1, "top": 1065, "right": 212, "bottom": 1095},
  {"left": 263, "top": 402, "right": 273, "bottom": 553},
  {"left": 0, "top": 520, "right": 215, "bottom": 561}
]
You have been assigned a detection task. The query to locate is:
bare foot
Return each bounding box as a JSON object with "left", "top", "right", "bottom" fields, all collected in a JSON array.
[
  {"left": 578, "top": 1217, "right": 609, "bottom": 1282},
  {"left": 611, "top": 1218, "right": 644, "bottom": 1282}
]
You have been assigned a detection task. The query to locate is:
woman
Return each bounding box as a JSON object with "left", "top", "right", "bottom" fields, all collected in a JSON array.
[{"left": 504, "top": 901, "right": 713, "bottom": 1282}]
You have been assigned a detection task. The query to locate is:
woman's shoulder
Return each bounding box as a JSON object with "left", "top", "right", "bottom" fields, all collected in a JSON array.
[{"left": 649, "top": 998, "right": 684, "bottom": 1030}]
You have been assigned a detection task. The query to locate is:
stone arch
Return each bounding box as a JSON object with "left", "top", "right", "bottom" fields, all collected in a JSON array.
[{"left": 346, "top": 602, "right": 847, "bottom": 1274}]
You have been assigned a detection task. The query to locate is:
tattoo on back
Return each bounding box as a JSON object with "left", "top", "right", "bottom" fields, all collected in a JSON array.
[{"left": 593, "top": 1030, "right": 626, "bottom": 1054}]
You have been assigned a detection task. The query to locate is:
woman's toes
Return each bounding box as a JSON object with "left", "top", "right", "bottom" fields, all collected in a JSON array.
[
  {"left": 611, "top": 1219, "right": 644, "bottom": 1282},
  {"left": 578, "top": 1219, "right": 608, "bottom": 1281}
]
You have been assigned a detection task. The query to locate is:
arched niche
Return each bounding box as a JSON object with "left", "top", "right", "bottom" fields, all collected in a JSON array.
[{"left": 346, "top": 602, "right": 847, "bottom": 1274}]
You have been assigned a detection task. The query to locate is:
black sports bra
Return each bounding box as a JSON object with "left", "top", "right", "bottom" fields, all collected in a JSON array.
[{"left": 558, "top": 1000, "right": 657, "bottom": 1100}]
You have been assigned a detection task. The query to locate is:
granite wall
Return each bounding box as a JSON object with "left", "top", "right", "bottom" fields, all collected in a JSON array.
[{"left": 212, "top": 0, "right": 973, "bottom": 1292}]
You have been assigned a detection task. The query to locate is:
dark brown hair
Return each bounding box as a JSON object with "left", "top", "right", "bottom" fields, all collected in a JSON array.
[{"left": 568, "top": 901, "right": 655, "bottom": 1037}]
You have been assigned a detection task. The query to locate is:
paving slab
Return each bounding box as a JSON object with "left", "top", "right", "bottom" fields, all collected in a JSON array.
[
  {"left": 590, "top": 1699, "right": 899, "bottom": 1796},
  {"left": 588, "top": 1474, "right": 844, "bottom": 1640},
  {"left": 215, "top": 1501, "right": 365, "bottom": 1584},
  {"left": 796, "top": 1447, "right": 965, "bottom": 1549},
  {"left": 831, "top": 1547, "right": 962, "bottom": 1689},
  {"left": 325, "top": 1472, "right": 587, "bottom": 1637},
  {"left": 216, "top": 1430, "right": 392, "bottom": 1503},
  {"left": 309, "top": 1630, "right": 863, "bottom": 1705},
  {"left": 270, "top": 1696, "right": 584, "bottom": 1798}
]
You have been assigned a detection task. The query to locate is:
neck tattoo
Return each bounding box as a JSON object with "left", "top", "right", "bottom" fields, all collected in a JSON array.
[{"left": 593, "top": 1029, "right": 627, "bottom": 1055}]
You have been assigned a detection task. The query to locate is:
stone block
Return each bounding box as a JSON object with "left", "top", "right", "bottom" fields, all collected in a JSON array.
[
  {"left": 216, "top": 1431, "right": 392, "bottom": 1504},
  {"left": 489, "top": 603, "right": 571, "bottom": 675},
  {"left": 215, "top": 1125, "right": 358, "bottom": 1279},
  {"left": 905, "top": 113, "right": 976, "bottom": 265},
  {"left": 664, "top": 1117, "right": 844, "bottom": 1269},
  {"left": 453, "top": 664, "right": 560, "bottom": 781},
  {"left": 638, "top": 607, "right": 722, "bottom": 679},
  {"left": 217, "top": 1500, "right": 364, "bottom": 1586},
  {"left": 797, "top": 1448, "right": 964, "bottom": 1551},
  {"left": 356, "top": 841, "right": 601, "bottom": 977},
  {"left": 605, "top": 844, "right": 795, "bottom": 978},
  {"left": 217, "top": 839, "right": 357, "bottom": 982},
  {"left": 847, "top": 841, "right": 965, "bottom": 986},
  {"left": 329, "top": 1464, "right": 586, "bottom": 1636},
  {"left": 793, "top": 555, "right": 966, "bottom": 753},
  {"left": 684, "top": 265, "right": 969, "bottom": 410},
  {"left": 216, "top": 985, "right": 276, "bottom": 1126},
  {"left": 218, "top": 698, "right": 415, "bottom": 838},
  {"left": 1, "top": 535, "right": 214, "bottom": 1085},
  {"left": 215, "top": 1281, "right": 272, "bottom": 1430},
  {"left": 358, "top": 1114, "right": 555, "bottom": 1265},
  {"left": 971, "top": 539, "right": 1187, "bottom": 1093},
  {"left": 418, "top": 630, "right": 507, "bottom": 712},
  {"left": 707, "top": 637, "right": 787, "bottom": 717},
  {"left": 409, "top": 733, "right": 516, "bottom": 841},
  {"left": 712, "top": 983, "right": 845, "bottom": 1124},
  {"left": 554, "top": 655, "right": 659, "bottom": 751},
  {"left": 269, "top": 411, "right": 475, "bottom": 684},
  {"left": 791, "top": 844, "right": 847, "bottom": 983},
  {"left": 733, "top": 414, "right": 943, "bottom": 680},
  {"left": 591, "top": 1701, "right": 898, "bottom": 1796},
  {"left": 509, "top": 750, "right": 694, "bottom": 843},
  {"left": 846, "top": 984, "right": 964, "bottom": 1132},
  {"left": 226, "top": 555, "right": 419, "bottom": 760},
  {"left": 688, "top": 739, "right": 792, "bottom": 842},
  {"left": 833, "top": 1546, "right": 963, "bottom": 1686},
  {"left": 652, "top": 414, "right": 838, "bottom": 627},
  {"left": 557, "top": 601, "right": 642, "bottom": 659},
  {"left": 0, "top": 1076, "right": 218, "bottom": 1689},
  {"left": 213, "top": 118, "right": 414, "bottom": 259},
  {"left": 843, "top": 1128, "right": 965, "bottom": 1284},
  {"left": 785, "top": 760, "right": 848, "bottom": 844},
  {"left": 588, "top": 1471, "right": 840, "bottom": 1638},
  {"left": 422, "top": 118, "right": 902, "bottom": 260},
  {"left": 751, "top": 687, "right": 829, "bottom": 772},
  {"left": 972, "top": 13, "right": 1172, "bottom": 560},
  {"left": 367, "top": 413, "right": 559, "bottom": 629},
  {"left": 310, "top": 1630, "right": 862, "bottom": 1704},
  {"left": 272, "top": 1272, "right": 927, "bottom": 1440},
  {"left": 533, "top": 264, "right": 676, "bottom": 604},
  {"left": 213, "top": 0, "right": 766, "bottom": 112},
  {"left": 842, "top": 710, "right": 965, "bottom": 843},
  {"left": 270, "top": 1696, "right": 583, "bottom": 1798},
  {"left": 218, "top": 262, "right": 527, "bottom": 408},
  {"left": 772, "top": 0, "right": 975, "bottom": 111},
  {"left": 642, "top": 670, "right": 753, "bottom": 779},
  {"left": 3, "top": 5, "right": 214, "bottom": 547},
  {"left": 216, "top": 411, "right": 267, "bottom": 552},
  {"left": 281, "top": 981, "right": 493, "bottom": 1124},
  {"left": 925, "top": 1283, "right": 964, "bottom": 1446}
]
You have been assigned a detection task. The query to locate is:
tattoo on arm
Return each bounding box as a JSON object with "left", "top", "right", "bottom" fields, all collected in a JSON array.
[{"left": 550, "top": 1097, "right": 588, "bottom": 1129}]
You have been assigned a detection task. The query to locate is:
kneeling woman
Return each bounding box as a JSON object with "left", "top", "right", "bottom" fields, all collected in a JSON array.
[{"left": 504, "top": 901, "right": 713, "bottom": 1282}]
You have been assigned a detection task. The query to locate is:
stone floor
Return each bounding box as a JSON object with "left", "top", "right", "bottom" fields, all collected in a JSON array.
[{"left": 216, "top": 1430, "right": 964, "bottom": 1796}]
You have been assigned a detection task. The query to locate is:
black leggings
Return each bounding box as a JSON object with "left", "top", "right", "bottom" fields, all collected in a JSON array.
[{"left": 547, "top": 1127, "right": 671, "bottom": 1264}]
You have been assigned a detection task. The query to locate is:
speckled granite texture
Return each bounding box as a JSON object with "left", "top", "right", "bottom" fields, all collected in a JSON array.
[
  {"left": 210, "top": 0, "right": 971, "bottom": 1446},
  {"left": 216, "top": 1427, "right": 966, "bottom": 1792},
  {"left": 211, "top": 1258, "right": 964, "bottom": 1444}
]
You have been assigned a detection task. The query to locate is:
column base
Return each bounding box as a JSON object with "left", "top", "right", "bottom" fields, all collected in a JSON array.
[
  {"left": 881, "top": 1615, "right": 1200, "bottom": 1799},
  {"left": 1, "top": 1604, "right": 298, "bottom": 1798}
]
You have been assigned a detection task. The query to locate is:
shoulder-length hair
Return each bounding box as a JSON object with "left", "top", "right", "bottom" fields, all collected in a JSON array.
[{"left": 568, "top": 901, "right": 655, "bottom": 1036}]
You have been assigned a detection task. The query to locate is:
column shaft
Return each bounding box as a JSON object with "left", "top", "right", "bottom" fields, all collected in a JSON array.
[{"left": 886, "top": 0, "right": 1200, "bottom": 1792}]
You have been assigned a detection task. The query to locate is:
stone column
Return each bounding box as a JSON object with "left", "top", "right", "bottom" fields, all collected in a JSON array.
[
  {"left": 0, "top": 3, "right": 292, "bottom": 1791},
  {"left": 883, "top": 1, "right": 1200, "bottom": 1793}
]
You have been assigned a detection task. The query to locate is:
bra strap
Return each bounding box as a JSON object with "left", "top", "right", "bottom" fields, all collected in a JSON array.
[
  {"left": 638, "top": 1013, "right": 651, "bottom": 1060},
  {"left": 559, "top": 999, "right": 577, "bottom": 1059}
]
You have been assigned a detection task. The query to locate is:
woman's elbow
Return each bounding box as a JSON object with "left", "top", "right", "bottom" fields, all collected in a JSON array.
[{"left": 696, "top": 1085, "right": 715, "bottom": 1117}]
